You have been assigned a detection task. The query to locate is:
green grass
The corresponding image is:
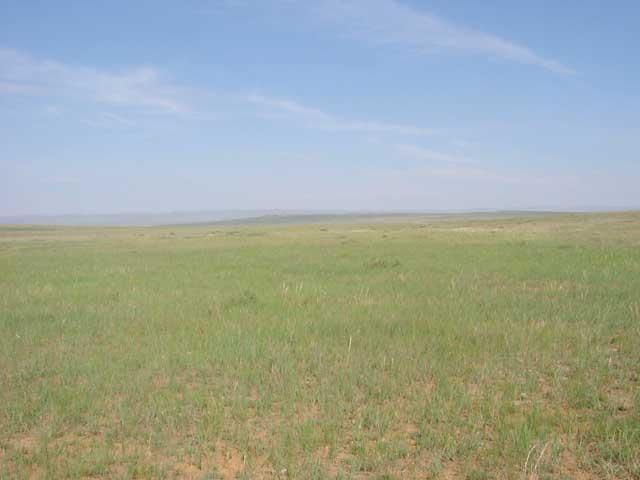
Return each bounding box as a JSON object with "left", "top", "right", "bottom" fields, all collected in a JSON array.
[{"left": 1, "top": 212, "right": 639, "bottom": 479}]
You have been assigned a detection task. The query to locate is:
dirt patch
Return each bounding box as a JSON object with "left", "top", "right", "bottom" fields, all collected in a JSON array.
[
  {"left": 10, "top": 434, "right": 38, "bottom": 452},
  {"left": 213, "top": 440, "right": 244, "bottom": 479},
  {"left": 608, "top": 387, "right": 635, "bottom": 417},
  {"left": 440, "top": 461, "right": 460, "bottom": 479},
  {"left": 555, "top": 449, "right": 597, "bottom": 480}
]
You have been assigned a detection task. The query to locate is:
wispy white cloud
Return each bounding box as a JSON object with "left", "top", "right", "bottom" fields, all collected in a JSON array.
[
  {"left": 42, "top": 105, "right": 64, "bottom": 117},
  {"left": 245, "top": 93, "right": 437, "bottom": 136},
  {"left": 0, "top": 80, "right": 45, "bottom": 95},
  {"left": 81, "top": 111, "right": 138, "bottom": 129},
  {"left": 40, "top": 176, "right": 81, "bottom": 185},
  {"left": 100, "top": 112, "right": 135, "bottom": 125},
  {"left": 389, "top": 142, "right": 584, "bottom": 185},
  {"left": 0, "top": 48, "right": 190, "bottom": 114},
  {"left": 212, "top": 0, "right": 573, "bottom": 74},
  {"left": 309, "top": 0, "right": 574, "bottom": 75},
  {"left": 245, "top": 94, "right": 332, "bottom": 121},
  {"left": 1, "top": 48, "right": 436, "bottom": 136},
  {"left": 395, "top": 143, "right": 473, "bottom": 165},
  {"left": 373, "top": 163, "right": 578, "bottom": 185}
]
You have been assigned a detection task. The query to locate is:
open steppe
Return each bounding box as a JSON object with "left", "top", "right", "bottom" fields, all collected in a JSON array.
[{"left": 1, "top": 212, "right": 639, "bottom": 478}]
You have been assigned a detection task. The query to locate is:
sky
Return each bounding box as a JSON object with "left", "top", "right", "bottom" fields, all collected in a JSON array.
[{"left": 1, "top": 0, "right": 639, "bottom": 215}]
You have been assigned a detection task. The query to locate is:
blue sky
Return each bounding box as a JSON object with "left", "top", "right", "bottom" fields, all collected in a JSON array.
[{"left": 1, "top": 0, "right": 639, "bottom": 215}]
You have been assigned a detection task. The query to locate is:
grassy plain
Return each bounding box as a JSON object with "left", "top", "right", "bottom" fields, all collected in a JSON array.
[{"left": 1, "top": 212, "right": 639, "bottom": 479}]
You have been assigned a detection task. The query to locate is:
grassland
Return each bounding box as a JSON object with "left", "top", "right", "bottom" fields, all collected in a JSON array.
[{"left": 1, "top": 212, "right": 639, "bottom": 479}]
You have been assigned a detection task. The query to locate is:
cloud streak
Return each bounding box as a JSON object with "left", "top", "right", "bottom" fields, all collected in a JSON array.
[
  {"left": 395, "top": 143, "right": 473, "bottom": 166},
  {"left": 0, "top": 48, "right": 190, "bottom": 114},
  {"left": 245, "top": 93, "right": 437, "bottom": 136},
  {"left": 310, "top": 0, "right": 574, "bottom": 75},
  {"left": 1, "top": 48, "right": 436, "bottom": 136},
  {"left": 390, "top": 143, "right": 581, "bottom": 185},
  {"left": 374, "top": 164, "right": 578, "bottom": 186}
]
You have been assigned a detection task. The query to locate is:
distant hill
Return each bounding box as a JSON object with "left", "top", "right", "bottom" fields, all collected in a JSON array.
[
  {"left": 0, "top": 210, "right": 304, "bottom": 226},
  {"left": 1, "top": 207, "right": 636, "bottom": 227}
]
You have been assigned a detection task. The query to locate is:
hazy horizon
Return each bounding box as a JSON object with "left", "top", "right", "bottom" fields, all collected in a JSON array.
[
  {"left": 2, "top": 206, "right": 639, "bottom": 227},
  {"left": 2, "top": 1, "right": 639, "bottom": 216}
]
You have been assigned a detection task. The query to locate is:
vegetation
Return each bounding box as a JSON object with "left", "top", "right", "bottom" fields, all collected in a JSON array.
[{"left": 1, "top": 212, "right": 639, "bottom": 479}]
